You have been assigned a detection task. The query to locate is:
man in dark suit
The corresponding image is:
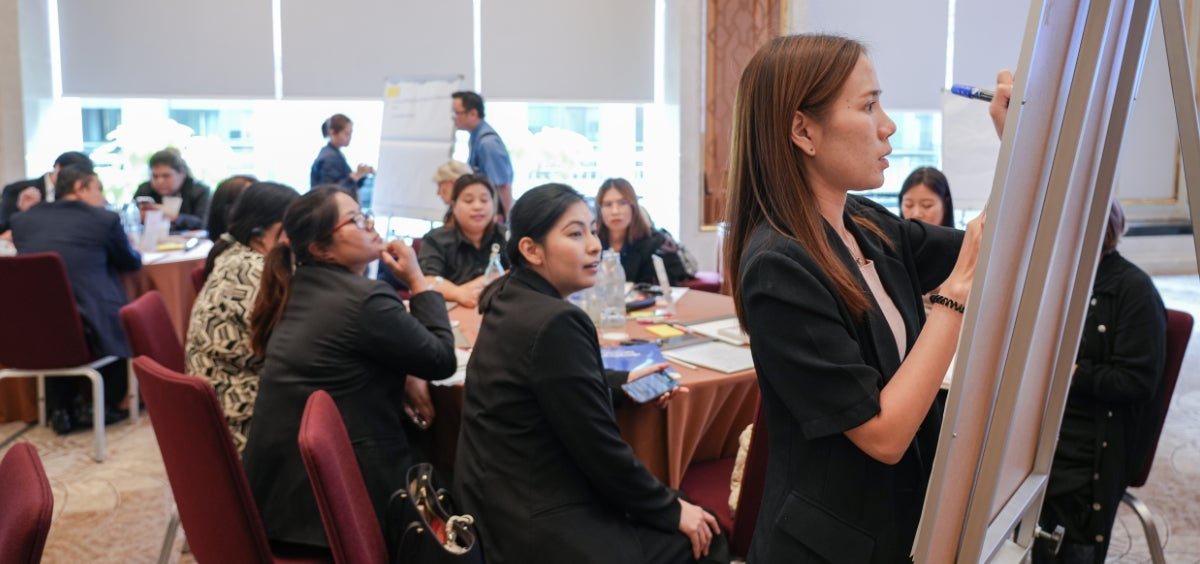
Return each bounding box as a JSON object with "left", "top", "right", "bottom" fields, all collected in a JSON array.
[
  {"left": 0, "top": 151, "right": 94, "bottom": 233},
  {"left": 10, "top": 164, "right": 142, "bottom": 434}
]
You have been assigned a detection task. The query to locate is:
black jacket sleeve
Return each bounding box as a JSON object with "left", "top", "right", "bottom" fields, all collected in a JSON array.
[
  {"left": 104, "top": 212, "right": 142, "bottom": 272},
  {"left": 358, "top": 288, "right": 457, "bottom": 381},
  {"left": 176, "top": 181, "right": 210, "bottom": 231},
  {"left": 529, "top": 309, "right": 680, "bottom": 532}
]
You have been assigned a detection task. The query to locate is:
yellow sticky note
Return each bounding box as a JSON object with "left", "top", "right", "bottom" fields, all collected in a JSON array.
[
  {"left": 645, "top": 324, "right": 685, "bottom": 338},
  {"left": 385, "top": 84, "right": 401, "bottom": 98}
]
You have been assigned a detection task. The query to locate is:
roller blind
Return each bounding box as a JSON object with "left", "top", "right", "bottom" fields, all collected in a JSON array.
[
  {"left": 57, "top": 0, "right": 275, "bottom": 97},
  {"left": 280, "top": 0, "right": 474, "bottom": 98},
  {"left": 806, "top": 0, "right": 948, "bottom": 111},
  {"left": 480, "top": 0, "right": 655, "bottom": 102}
]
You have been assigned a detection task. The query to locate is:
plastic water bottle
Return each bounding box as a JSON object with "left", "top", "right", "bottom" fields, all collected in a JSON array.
[
  {"left": 599, "top": 250, "right": 626, "bottom": 329},
  {"left": 120, "top": 202, "right": 143, "bottom": 248},
  {"left": 483, "top": 243, "right": 504, "bottom": 285}
]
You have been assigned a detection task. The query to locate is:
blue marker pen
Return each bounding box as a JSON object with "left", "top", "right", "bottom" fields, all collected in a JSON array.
[{"left": 950, "top": 83, "right": 995, "bottom": 102}]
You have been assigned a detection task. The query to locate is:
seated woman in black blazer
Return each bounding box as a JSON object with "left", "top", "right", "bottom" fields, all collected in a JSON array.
[
  {"left": 724, "top": 35, "right": 995, "bottom": 562},
  {"left": 596, "top": 177, "right": 691, "bottom": 285},
  {"left": 455, "top": 183, "right": 726, "bottom": 564},
  {"left": 242, "top": 185, "right": 457, "bottom": 552},
  {"left": 418, "top": 173, "right": 509, "bottom": 308}
]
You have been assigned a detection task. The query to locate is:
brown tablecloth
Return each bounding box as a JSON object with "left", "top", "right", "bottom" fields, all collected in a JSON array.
[
  {"left": 0, "top": 378, "right": 37, "bottom": 423},
  {"left": 120, "top": 241, "right": 212, "bottom": 342},
  {"left": 433, "top": 289, "right": 758, "bottom": 488},
  {"left": 0, "top": 241, "right": 211, "bottom": 424}
]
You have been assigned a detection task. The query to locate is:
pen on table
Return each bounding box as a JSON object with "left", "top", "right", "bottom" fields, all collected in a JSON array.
[
  {"left": 667, "top": 322, "right": 696, "bottom": 335},
  {"left": 950, "top": 83, "right": 995, "bottom": 102}
]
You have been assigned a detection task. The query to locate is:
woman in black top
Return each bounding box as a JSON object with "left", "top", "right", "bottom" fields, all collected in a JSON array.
[
  {"left": 1033, "top": 202, "right": 1167, "bottom": 563},
  {"left": 898, "top": 166, "right": 955, "bottom": 228},
  {"left": 455, "top": 184, "right": 725, "bottom": 564},
  {"left": 309, "top": 113, "right": 374, "bottom": 197},
  {"left": 242, "top": 186, "right": 457, "bottom": 550},
  {"left": 418, "top": 173, "right": 508, "bottom": 307},
  {"left": 596, "top": 177, "right": 692, "bottom": 285},
  {"left": 724, "top": 35, "right": 993, "bottom": 562}
]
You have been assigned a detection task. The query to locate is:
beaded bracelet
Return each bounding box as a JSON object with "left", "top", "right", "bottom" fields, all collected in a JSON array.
[{"left": 930, "top": 294, "right": 966, "bottom": 314}]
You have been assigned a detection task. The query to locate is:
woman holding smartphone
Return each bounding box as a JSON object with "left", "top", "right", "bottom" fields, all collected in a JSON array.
[{"left": 455, "top": 184, "right": 725, "bottom": 564}]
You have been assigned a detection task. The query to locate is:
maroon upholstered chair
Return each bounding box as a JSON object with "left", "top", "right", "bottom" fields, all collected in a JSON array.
[
  {"left": 298, "top": 390, "right": 389, "bottom": 564},
  {"left": 1120, "top": 308, "right": 1192, "bottom": 564},
  {"left": 682, "top": 271, "right": 723, "bottom": 294},
  {"left": 678, "top": 396, "right": 767, "bottom": 557},
  {"left": 132, "top": 356, "right": 331, "bottom": 564},
  {"left": 0, "top": 442, "right": 54, "bottom": 564},
  {"left": 191, "top": 264, "right": 206, "bottom": 294},
  {"left": 0, "top": 253, "right": 124, "bottom": 462},
  {"left": 120, "top": 291, "right": 186, "bottom": 374}
]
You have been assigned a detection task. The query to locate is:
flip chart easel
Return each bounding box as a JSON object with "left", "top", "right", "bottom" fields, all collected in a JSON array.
[{"left": 913, "top": 0, "right": 1200, "bottom": 561}]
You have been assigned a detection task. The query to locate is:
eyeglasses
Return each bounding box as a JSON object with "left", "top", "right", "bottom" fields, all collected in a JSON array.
[{"left": 331, "top": 210, "right": 375, "bottom": 234}]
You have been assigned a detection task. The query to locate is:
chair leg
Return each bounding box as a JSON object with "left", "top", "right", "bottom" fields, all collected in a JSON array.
[
  {"left": 36, "top": 374, "right": 46, "bottom": 426},
  {"left": 157, "top": 507, "right": 180, "bottom": 564},
  {"left": 81, "top": 368, "right": 106, "bottom": 463},
  {"left": 1122, "top": 491, "right": 1167, "bottom": 564},
  {"left": 128, "top": 359, "right": 140, "bottom": 424}
]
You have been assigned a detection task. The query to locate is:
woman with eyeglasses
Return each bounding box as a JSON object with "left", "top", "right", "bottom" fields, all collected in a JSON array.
[
  {"left": 242, "top": 185, "right": 457, "bottom": 553},
  {"left": 597, "top": 178, "right": 695, "bottom": 286},
  {"left": 418, "top": 173, "right": 509, "bottom": 308}
]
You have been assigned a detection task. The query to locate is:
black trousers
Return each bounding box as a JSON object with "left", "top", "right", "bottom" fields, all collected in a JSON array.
[
  {"left": 45, "top": 358, "right": 128, "bottom": 411},
  {"left": 634, "top": 523, "right": 730, "bottom": 564}
]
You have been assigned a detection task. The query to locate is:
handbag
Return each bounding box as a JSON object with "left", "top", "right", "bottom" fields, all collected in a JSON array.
[{"left": 386, "top": 463, "right": 485, "bottom": 564}]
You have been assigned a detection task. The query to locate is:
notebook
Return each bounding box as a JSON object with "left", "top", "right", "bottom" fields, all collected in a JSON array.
[{"left": 662, "top": 340, "right": 756, "bottom": 374}]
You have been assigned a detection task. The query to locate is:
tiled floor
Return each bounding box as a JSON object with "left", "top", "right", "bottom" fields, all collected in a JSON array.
[{"left": 3, "top": 276, "right": 1199, "bottom": 563}]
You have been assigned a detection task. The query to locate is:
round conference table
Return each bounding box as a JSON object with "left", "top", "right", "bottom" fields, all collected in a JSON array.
[
  {"left": 0, "top": 241, "right": 210, "bottom": 424},
  {"left": 429, "top": 289, "right": 759, "bottom": 488}
]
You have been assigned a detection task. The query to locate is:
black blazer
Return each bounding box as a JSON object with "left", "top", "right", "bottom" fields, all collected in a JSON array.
[
  {"left": 454, "top": 268, "right": 681, "bottom": 564},
  {"left": 133, "top": 177, "right": 211, "bottom": 231},
  {"left": 10, "top": 200, "right": 142, "bottom": 358},
  {"left": 242, "top": 262, "right": 457, "bottom": 548},
  {"left": 1047, "top": 250, "right": 1166, "bottom": 544},
  {"left": 0, "top": 175, "right": 49, "bottom": 232},
  {"left": 740, "top": 196, "right": 961, "bottom": 563}
]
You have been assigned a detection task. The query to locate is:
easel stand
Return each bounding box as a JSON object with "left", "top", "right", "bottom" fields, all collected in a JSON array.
[{"left": 912, "top": 0, "right": 1200, "bottom": 561}]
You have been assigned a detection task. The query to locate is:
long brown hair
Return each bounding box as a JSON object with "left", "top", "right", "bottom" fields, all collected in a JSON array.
[
  {"left": 724, "top": 34, "right": 887, "bottom": 324},
  {"left": 249, "top": 186, "right": 342, "bottom": 355},
  {"left": 596, "top": 178, "right": 652, "bottom": 246}
]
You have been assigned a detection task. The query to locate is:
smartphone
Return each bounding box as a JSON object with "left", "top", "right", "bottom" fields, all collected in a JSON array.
[{"left": 620, "top": 370, "right": 681, "bottom": 403}]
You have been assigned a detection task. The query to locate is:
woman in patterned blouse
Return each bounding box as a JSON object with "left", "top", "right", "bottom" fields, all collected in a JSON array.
[{"left": 185, "top": 182, "right": 299, "bottom": 452}]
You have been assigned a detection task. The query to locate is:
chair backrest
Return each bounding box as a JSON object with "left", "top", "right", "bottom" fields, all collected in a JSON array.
[
  {"left": 131, "top": 355, "right": 276, "bottom": 563},
  {"left": 298, "top": 390, "right": 388, "bottom": 564},
  {"left": 120, "top": 291, "right": 185, "bottom": 373},
  {"left": 0, "top": 253, "right": 93, "bottom": 369},
  {"left": 191, "top": 264, "right": 206, "bottom": 294},
  {"left": 1129, "top": 308, "right": 1193, "bottom": 488},
  {"left": 0, "top": 442, "right": 54, "bottom": 564},
  {"left": 731, "top": 396, "right": 767, "bottom": 556}
]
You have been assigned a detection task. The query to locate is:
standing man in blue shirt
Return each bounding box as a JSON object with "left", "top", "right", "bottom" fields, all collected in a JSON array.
[{"left": 452, "top": 91, "right": 514, "bottom": 217}]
